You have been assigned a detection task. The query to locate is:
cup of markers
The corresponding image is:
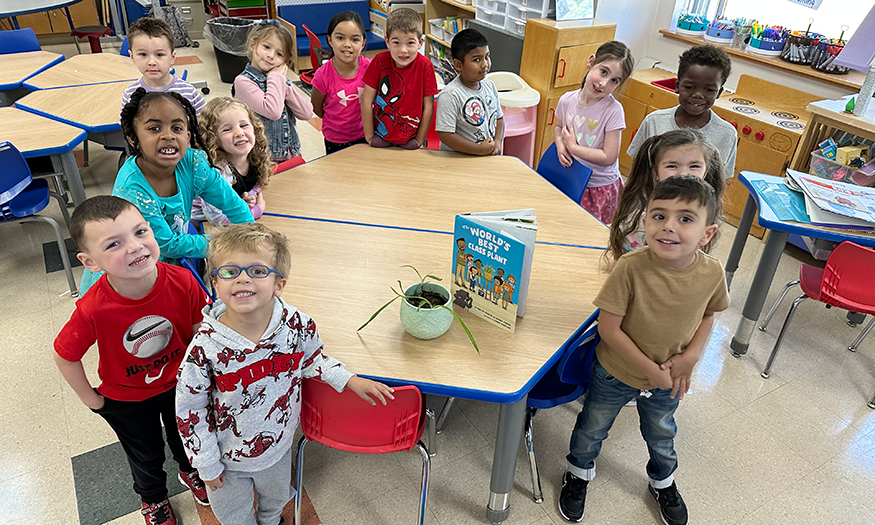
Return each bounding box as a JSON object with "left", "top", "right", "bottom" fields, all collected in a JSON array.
[
  {"left": 676, "top": 13, "right": 709, "bottom": 36},
  {"left": 810, "top": 39, "right": 849, "bottom": 74},
  {"left": 747, "top": 24, "right": 787, "bottom": 57},
  {"left": 780, "top": 31, "right": 823, "bottom": 65},
  {"left": 704, "top": 19, "right": 734, "bottom": 45}
]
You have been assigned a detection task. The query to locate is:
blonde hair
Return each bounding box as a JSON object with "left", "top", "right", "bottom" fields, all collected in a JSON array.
[
  {"left": 386, "top": 8, "right": 423, "bottom": 38},
  {"left": 208, "top": 223, "right": 291, "bottom": 279},
  {"left": 199, "top": 97, "right": 272, "bottom": 190},
  {"left": 246, "top": 21, "right": 295, "bottom": 67}
]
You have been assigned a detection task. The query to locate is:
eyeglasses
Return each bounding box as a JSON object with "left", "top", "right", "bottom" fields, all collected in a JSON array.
[{"left": 210, "top": 264, "right": 284, "bottom": 280}]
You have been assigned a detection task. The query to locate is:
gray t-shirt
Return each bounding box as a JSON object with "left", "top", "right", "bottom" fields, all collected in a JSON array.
[
  {"left": 436, "top": 77, "right": 503, "bottom": 150},
  {"left": 627, "top": 106, "right": 738, "bottom": 178}
]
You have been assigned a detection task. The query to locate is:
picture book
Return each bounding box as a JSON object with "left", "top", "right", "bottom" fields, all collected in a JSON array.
[
  {"left": 786, "top": 169, "right": 875, "bottom": 230},
  {"left": 450, "top": 210, "right": 537, "bottom": 333}
]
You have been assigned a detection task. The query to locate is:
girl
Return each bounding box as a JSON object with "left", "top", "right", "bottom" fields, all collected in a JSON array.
[
  {"left": 234, "top": 20, "right": 315, "bottom": 162},
  {"left": 609, "top": 128, "right": 725, "bottom": 261},
  {"left": 311, "top": 11, "right": 372, "bottom": 155},
  {"left": 194, "top": 97, "right": 273, "bottom": 225},
  {"left": 554, "top": 40, "right": 634, "bottom": 224}
]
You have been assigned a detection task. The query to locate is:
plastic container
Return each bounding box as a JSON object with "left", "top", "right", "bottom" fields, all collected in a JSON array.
[
  {"left": 475, "top": 0, "right": 507, "bottom": 13},
  {"left": 703, "top": 23, "right": 733, "bottom": 45},
  {"left": 505, "top": 14, "right": 526, "bottom": 35},
  {"left": 475, "top": 7, "right": 507, "bottom": 29},
  {"left": 780, "top": 33, "right": 820, "bottom": 65},
  {"left": 429, "top": 18, "right": 449, "bottom": 42},
  {"left": 205, "top": 17, "right": 258, "bottom": 83},
  {"left": 809, "top": 151, "right": 854, "bottom": 182},
  {"left": 507, "top": 2, "right": 554, "bottom": 20}
]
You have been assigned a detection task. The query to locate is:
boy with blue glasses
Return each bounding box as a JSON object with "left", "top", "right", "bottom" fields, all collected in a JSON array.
[{"left": 175, "top": 223, "right": 393, "bottom": 525}]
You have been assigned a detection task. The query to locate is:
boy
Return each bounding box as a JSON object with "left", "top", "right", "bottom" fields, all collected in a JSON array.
[
  {"left": 558, "top": 176, "right": 729, "bottom": 525},
  {"left": 435, "top": 28, "right": 504, "bottom": 155},
  {"left": 361, "top": 8, "right": 438, "bottom": 149},
  {"left": 54, "top": 196, "right": 210, "bottom": 525},
  {"left": 121, "top": 17, "right": 205, "bottom": 115},
  {"left": 175, "top": 223, "right": 394, "bottom": 525},
  {"left": 627, "top": 45, "right": 736, "bottom": 177}
]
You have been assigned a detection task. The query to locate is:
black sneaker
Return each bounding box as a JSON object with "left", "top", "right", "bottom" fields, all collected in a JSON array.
[
  {"left": 558, "top": 471, "right": 588, "bottom": 522},
  {"left": 649, "top": 482, "right": 688, "bottom": 525}
]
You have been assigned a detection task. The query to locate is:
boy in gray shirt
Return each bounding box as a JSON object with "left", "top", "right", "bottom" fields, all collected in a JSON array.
[
  {"left": 628, "top": 45, "right": 736, "bottom": 177},
  {"left": 436, "top": 28, "right": 504, "bottom": 155}
]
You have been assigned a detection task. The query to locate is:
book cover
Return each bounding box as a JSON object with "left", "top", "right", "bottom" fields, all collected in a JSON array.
[
  {"left": 787, "top": 169, "right": 875, "bottom": 230},
  {"left": 450, "top": 210, "right": 537, "bottom": 333}
]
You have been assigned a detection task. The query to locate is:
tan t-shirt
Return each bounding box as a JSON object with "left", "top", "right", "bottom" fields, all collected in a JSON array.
[{"left": 594, "top": 247, "right": 730, "bottom": 390}]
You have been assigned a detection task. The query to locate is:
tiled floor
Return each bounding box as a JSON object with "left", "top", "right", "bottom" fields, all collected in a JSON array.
[{"left": 1, "top": 38, "right": 874, "bottom": 525}]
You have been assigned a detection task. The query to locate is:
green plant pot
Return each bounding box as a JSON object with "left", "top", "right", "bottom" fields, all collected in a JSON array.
[{"left": 399, "top": 283, "right": 453, "bottom": 340}]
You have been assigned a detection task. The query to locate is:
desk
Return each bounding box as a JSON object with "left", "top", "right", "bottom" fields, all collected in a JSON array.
[
  {"left": 0, "top": 106, "right": 87, "bottom": 204},
  {"left": 0, "top": 51, "right": 64, "bottom": 106},
  {"left": 724, "top": 171, "right": 875, "bottom": 357},
  {"left": 260, "top": 146, "right": 609, "bottom": 523},
  {"left": 21, "top": 53, "right": 139, "bottom": 90}
]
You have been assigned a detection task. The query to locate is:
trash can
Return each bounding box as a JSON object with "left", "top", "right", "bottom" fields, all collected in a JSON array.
[{"left": 205, "top": 17, "right": 257, "bottom": 83}]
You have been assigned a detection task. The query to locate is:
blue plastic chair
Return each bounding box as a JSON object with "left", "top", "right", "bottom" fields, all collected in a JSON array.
[
  {"left": 181, "top": 221, "right": 214, "bottom": 301},
  {"left": 536, "top": 142, "right": 594, "bottom": 205},
  {"left": 0, "top": 28, "right": 41, "bottom": 54},
  {"left": 0, "top": 142, "right": 78, "bottom": 297}
]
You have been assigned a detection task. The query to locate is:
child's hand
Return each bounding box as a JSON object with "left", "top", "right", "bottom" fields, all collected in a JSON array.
[
  {"left": 647, "top": 366, "right": 674, "bottom": 391},
  {"left": 481, "top": 137, "right": 495, "bottom": 155},
  {"left": 204, "top": 474, "right": 225, "bottom": 491},
  {"left": 346, "top": 376, "right": 395, "bottom": 406},
  {"left": 271, "top": 63, "right": 289, "bottom": 77},
  {"left": 561, "top": 125, "right": 578, "bottom": 148},
  {"left": 242, "top": 192, "right": 257, "bottom": 207},
  {"left": 492, "top": 139, "right": 502, "bottom": 156},
  {"left": 660, "top": 352, "right": 697, "bottom": 400},
  {"left": 85, "top": 394, "right": 105, "bottom": 411},
  {"left": 556, "top": 141, "right": 573, "bottom": 168}
]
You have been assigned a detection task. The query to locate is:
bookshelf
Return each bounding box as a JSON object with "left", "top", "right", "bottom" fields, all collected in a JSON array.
[{"left": 425, "top": 0, "right": 475, "bottom": 55}]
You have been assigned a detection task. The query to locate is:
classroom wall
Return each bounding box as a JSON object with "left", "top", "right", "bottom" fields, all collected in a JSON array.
[{"left": 594, "top": 0, "right": 855, "bottom": 100}]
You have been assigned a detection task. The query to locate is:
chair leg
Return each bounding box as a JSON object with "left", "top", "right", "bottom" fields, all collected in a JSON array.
[
  {"left": 524, "top": 407, "right": 543, "bottom": 503},
  {"left": 294, "top": 436, "right": 308, "bottom": 525},
  {"left": 759, "top": 279, "right": 800, "bottom": 331},
  {"left": 414, "top": 440, "right": 431, "bottom": 525},
  {"left": 435, "top": 396, "right": 455, "bottom": 434},
  {"left": 26, "top": 216, "right": 78, "bottom": 298},
  {"left": 869, "top": 389, "right": 875, "bottom": 409},
  {"left": 762, "top": 295, "right": 808, "bottom": 378},
  {"left": 849, "top": 317, "right": 875, "bottom": 352},
  {"left": 425, "top": 408, "right": 436, "bottom": 457},
  {"left": 49, "top": 191, "right": 72, "bottom": 232}
]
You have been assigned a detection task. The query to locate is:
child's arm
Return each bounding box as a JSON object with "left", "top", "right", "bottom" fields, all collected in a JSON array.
[
  {"left": 283, "top": 75, "right": 315, "bottom": 121},
  {"left": 435, "top": 91, "right": 493, "bottom": 155},
  {"left": 416, "top": 95, "right": 435, "bottom": 148},
  {"left": 493, "top": 117, "right": 505, "bottom": 155},
  {"left": 193, "top": 151, "right": 254, "bottom": 226},
  {"left": 438, "top": 131, "right": 494, "bottom": 155},
  {"left": 598, "top": 311, "right": 673, "bottom": 389},
  {"left": 233, "top": 68, "right": 288, "bottom": 120},
  {"left": 554, "top": 125, "right": 574, "bottom": 167},
  {"left": 53, "top": 354, "right": 104, "bottom": 410},
  {"left": 660, "top": 312, "right": 715, "bottom": 400},
  {"left": 344, "top": 376, "right": 395, "bottom": 406},
  {"left": 361, "top": 85, "right": 377, "bottom": 143},
  {"left": 311, "top": 87, "right": 327, "bottom": 118},
  {"left": 562, "top": 127, "right": 621, "bottom": 166}
]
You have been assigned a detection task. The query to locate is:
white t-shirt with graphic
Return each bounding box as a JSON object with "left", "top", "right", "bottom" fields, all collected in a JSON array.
[{"left": 436, "top": 76, "right": 503, "bottom": 149}]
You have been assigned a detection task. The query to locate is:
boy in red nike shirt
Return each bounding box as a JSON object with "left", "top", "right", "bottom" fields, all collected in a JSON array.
[{"left": 54, "top": 196, "right": 209, "bottom": 525}]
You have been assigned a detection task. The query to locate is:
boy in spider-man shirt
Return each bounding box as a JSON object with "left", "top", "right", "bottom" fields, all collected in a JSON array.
[{"left": 361, "top": 8, "right": 438, "bottom": 149}]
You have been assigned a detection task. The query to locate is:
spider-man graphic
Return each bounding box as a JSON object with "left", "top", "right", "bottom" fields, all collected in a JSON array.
[{"left": 373, "top": 68, "right": 416, "bottom": 139}]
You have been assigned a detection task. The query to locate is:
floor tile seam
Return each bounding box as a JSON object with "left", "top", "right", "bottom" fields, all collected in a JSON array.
[
  {"left": 776, "top": 370, "right": 873, "bottom": 430},
  {"left": 674, "top": 402, "right": 744, "bottom": 440}
]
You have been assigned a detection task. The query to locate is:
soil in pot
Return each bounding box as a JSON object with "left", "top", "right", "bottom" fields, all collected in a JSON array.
[{"left": 406, "top": 290, "right": 448, "bottom": 308}]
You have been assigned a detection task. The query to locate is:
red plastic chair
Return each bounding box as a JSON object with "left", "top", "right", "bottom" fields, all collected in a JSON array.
[
  {"left": 272, "top": 156, "right": 305, "bottom": 174},
  {"left": 759, "top": 242, "right": 875, "bottom": 393},
  {"left": 294, "top": 378, "right": 431, "bottom": 525},
  {"left": 299, "top": 24, "right": 332, "bottom": 86}
]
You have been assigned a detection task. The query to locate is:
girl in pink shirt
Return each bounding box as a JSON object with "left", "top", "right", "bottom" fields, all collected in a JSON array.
[
  {"left": 311, "top": 12, "right": 372, "bottom": 155},
  {"left": 553, "top": 41, "right": 634, "bottom": 224}
]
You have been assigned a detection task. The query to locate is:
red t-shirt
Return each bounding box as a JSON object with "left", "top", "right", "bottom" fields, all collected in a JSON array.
[
  {"left": 363, "top": 51, "right": 438, "bottom": 144},
  {"left": 54, "top": 262, "right": 207, "bottom": 402}
]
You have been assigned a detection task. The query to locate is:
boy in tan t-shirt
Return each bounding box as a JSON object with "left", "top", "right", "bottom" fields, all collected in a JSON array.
[{"left": 558, "top": 176, "right": 729, "bottom": 525}]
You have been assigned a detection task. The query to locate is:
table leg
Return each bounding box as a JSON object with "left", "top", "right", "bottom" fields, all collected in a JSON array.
[
  {"left": 487, "top": 397, "right": 527, "bottom": 524},
  {"left": 730, "top": 230, "right": 789, "bottom": 357},
  {"left": 56, "top": 152, "right": 86, "bottom": 206},
  {"left": 725, "top": 194, "right": 757, "bottom": 291}
]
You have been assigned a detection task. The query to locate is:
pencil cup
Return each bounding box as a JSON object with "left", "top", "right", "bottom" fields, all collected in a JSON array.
[{"left": 732, "top": 25, "right": 751, "bottom": 50}]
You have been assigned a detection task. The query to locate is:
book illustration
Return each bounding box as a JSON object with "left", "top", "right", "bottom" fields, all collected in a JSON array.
[
  {"left": 451, "top": 210, "right": 536, "bottom": 334},
  {"left": 786, "top": 169, "right": 875, "bottom": 230}
]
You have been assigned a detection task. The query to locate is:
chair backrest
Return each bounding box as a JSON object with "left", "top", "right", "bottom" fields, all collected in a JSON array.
[
  {"left": 302, "top": 24, "right": 330, "bottom": 69},
  {"left": 0, "top": 28, "right": 41, "bottom": 54},
  {"left": 180, "top": 256, "right": 215, "bottom": 301},
  {"left": 537, "top": 142, "right": 593, "bottom": 204},
  {"left": 273, "top": 156, "right": 306, "bottom": 174},
  {"left": 527, "top": 321, "right": 599, "bottom": 408},
  {"left": 300, "top": 378, "right": 424, "bottom": 454},
  {"left": 821, "top": 241, "right": 875, "bottom": 313},
  {"left": 0, "top": 142, "right": 33, "bottom": 206},
  {"left": 120, "top": 37, "right": 130, "bottom": 57}
]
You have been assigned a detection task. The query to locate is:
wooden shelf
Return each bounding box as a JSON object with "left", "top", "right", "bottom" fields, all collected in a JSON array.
[
  {"left": 426, "top": 33, "right": 451, "bottom": 48},
  {"left": 658, "top": 29, "right": 867, "bottom": 92},
  {"left": 444, "top": 0, "right": 476, "bottom": 13}
]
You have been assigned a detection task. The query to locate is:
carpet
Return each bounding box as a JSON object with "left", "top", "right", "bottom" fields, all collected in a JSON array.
[
  {"left": 42, "top": 238, "right": 82, "bottom": 274},
  {"left": 174, "top": 56, "right": 204, "bottom": 66}
]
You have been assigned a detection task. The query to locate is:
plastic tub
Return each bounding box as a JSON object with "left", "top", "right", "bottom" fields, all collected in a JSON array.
[
  {"left": 476, "top": 7, "right": 507, "bottom": 29},
  {"left": 809, "top": 151, "right": 853, "bottom": 182}
]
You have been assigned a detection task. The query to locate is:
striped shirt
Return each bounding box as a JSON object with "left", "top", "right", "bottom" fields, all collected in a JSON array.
[{"left": 120, "top": 76, "right": 206, "bottom": 115}]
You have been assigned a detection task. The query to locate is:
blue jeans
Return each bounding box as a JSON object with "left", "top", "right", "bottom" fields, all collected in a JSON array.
[{"left": 567, "top": 356, "right": 679, "bottom": 488}]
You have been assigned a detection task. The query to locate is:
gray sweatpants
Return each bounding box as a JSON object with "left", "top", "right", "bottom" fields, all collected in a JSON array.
[{"left": 209, "top": 447, "right": 295, "bottom": 525}]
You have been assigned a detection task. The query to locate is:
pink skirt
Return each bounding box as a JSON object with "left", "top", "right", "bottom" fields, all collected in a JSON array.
[{"left": 580, "top": 177, "right": 623, "bottom": 224}]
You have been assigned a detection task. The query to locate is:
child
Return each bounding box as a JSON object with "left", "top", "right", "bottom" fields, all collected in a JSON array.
[
  {"left": 455, "top": 237, "right": 467, "bottom": 286},
  {"left": 176, "top": 223, "right": 394, "bottom": 525},
  {"left": 554, "top": 41, "right": 634, "bottom": 224},
  {"left": 121, "top": 17, "right": 205, "bottom": 115},
  {"left": 558, "top": 176, "right": 729, "bottom": 525},
  {"left": 627, "top": 45, "right": 736, "bottom": 178},
  {"left": 54, "top": 196, "right": 210, "bottom": 525},
  {"left": 234, "top": 20, "right": 315, "bottom": 162},
  {"left": 502, "top": 275, "right": 515, "bottom": 310},
  {"left": 435, "top": 28, "right": 504, "bottom": 155},
  {"left": 610, "top": 128, "right": 725, "bottom": 260},
  {"left": 312, "top": 11, "right": 372, "bottom": 154},
  {"left": 361, "top": 8, "right": 438, "bottom": 149},
  {"left": 194, "top": 97, "right": 273, "bottom": 225}
]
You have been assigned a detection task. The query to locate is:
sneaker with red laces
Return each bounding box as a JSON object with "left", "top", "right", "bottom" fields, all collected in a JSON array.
[
  {"left": 141, "top": 498, "right": 177, "bottom": 525},
  {"left": 178, "top": 469, "right": 210, "bottom": 505}
]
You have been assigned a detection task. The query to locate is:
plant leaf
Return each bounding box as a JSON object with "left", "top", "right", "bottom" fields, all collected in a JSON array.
[
  {"left": 358, "top": 295, "right": 401, "bottom": 331},
  {"left": 437, "top": 305, "right": 480, "bottom": 354}
]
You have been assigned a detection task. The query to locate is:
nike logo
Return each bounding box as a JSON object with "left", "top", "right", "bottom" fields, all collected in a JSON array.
[
  {"left": 144, "top": 365, "right": 165, "bottom": 385},
  {"left": 126, "top": 321, "right": 165, "bottom": 342}
]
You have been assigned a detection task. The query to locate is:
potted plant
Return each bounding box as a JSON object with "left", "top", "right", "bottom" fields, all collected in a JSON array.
[{"left": 358, "top": 265, "right": 479, "bottom": 353}]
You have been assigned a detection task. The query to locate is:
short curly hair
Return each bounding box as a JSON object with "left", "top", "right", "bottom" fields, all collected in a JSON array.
[
  {"left": 678, "top": 45, "right": 732, "bottom": 85},
  {"left": 199, "top": 97, "right": 272, "bottom": 191}
]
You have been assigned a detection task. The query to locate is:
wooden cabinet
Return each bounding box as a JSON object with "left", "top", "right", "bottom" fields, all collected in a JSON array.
[
  {"left": 519, "top": 18, "right": 616, "bottom": 167},
  {"left": 13, "top": 0, "right": 100, "bottom": 36}
]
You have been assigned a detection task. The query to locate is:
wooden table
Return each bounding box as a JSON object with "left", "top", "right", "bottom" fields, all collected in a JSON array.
[
  {"left": 0, "top": 51, "right": 64, "bottom": 106},
  {"left": 0, "top": 106, "right": 87, "bottom": 204},
  {"left": 259, "top": 146, "right": 609, "bottom": 523},
  {"left": 21, "top": 53, "right": 139, "bottom": 90}
]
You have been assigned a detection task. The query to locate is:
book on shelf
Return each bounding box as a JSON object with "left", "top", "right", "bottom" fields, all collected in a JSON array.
[
  {"left": 786, "top": 169, "right": 875, "bottom": 230},
  {"left": 450, "top": 210, "right": 537, "bottom": 333}
]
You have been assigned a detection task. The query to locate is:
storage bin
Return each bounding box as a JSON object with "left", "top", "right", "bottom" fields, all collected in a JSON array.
[
  {"left": 476, "top": 7, "right": 507, "bottom": 30},
  {"left": 513, "top": 0, "right": 549, "bottom": 11},
  {"left": 429, "top": 18, "right": 449, "bottom": 42},
  {"left": 475, "top": 0, "right": 507, "bottom": 14},
  {"left": 809, "top": 151, "right": 854, "bottom": 182},
  {"left": 508, "top": 0, "right": 554, "bottom": 19},
  {"left": 505, "top": 14, "right": 526, "bottom": 36}
]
